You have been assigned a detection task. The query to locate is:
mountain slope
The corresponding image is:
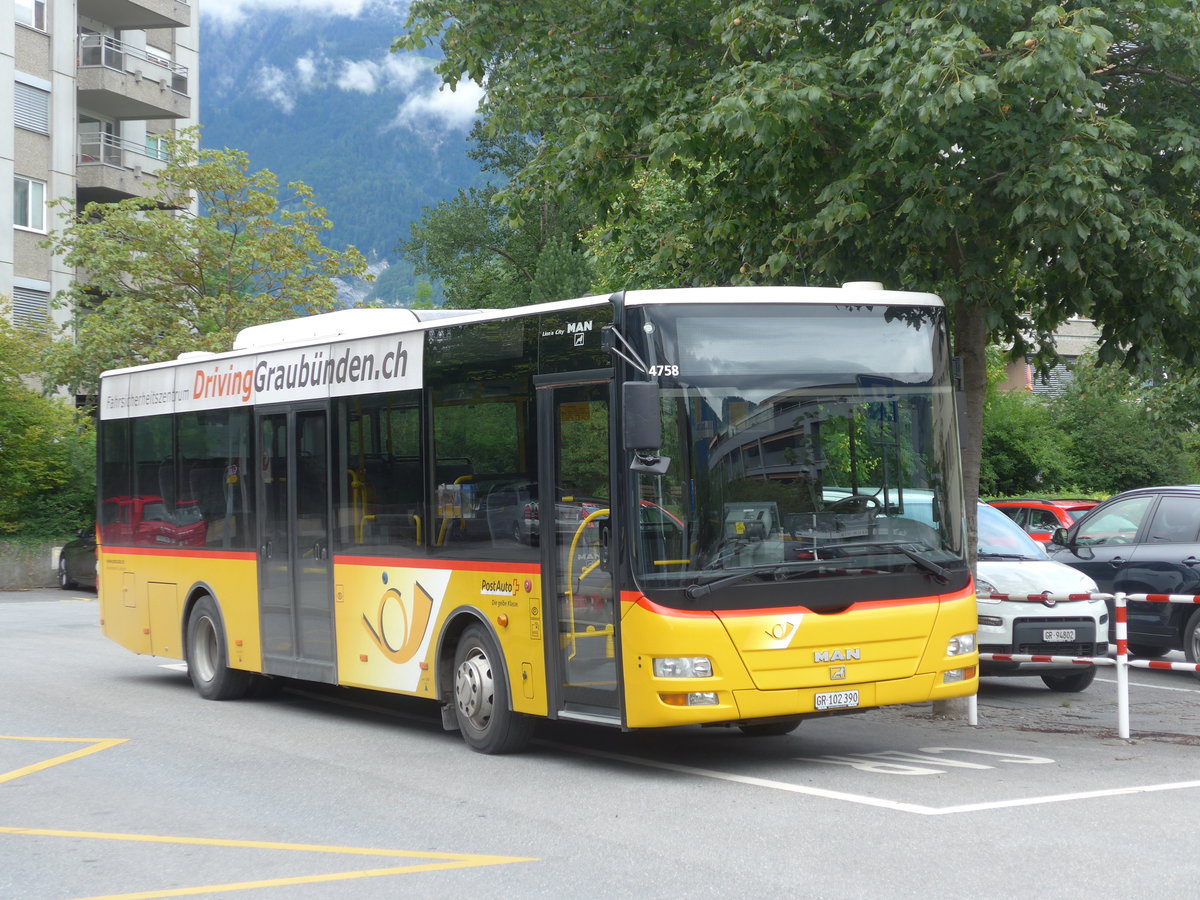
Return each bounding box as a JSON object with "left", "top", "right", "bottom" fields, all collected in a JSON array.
[{"left": 200, "top": 9, "right": 482, "bottom": 276}]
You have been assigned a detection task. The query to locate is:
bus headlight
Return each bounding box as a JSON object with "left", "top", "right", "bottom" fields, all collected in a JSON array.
[
  {"left": 654, "top": 657, "right": 713, "bottom": 678},
  {"left": 943, "top": 667, "right": 976, "bottom": 683},
  {"left": 947, "top": 633, "right": 976, "bottom": 656}
]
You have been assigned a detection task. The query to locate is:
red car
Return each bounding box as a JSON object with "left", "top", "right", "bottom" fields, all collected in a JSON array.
[{"left": 989, "top": 497, "right": 1099, "bottom": 543}]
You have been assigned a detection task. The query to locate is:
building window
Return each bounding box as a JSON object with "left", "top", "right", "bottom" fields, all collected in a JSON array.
[
  {"left": 16, "top": 0, "right": 46, "bottom": 30},
  {"left": 12, "top": 286, "right": 50, "bottom": 327},
  {"left": 15, "top": 82, "right": 51, "bottom": 135},
  {"left": 145, "top": 133, "right": 170, "bottom": 161},
  {"left": 14, "top": 176, "right": 47, "bottom": 232}
]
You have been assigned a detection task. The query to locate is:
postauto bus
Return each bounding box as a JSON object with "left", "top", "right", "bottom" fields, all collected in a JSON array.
[{"left": 96, "top": 285, "right": 976, "bottom": 753}]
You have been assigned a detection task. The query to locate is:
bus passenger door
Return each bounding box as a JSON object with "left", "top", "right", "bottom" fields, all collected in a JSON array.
[
  {"left": 538, "top": 381, "right": 620, "bottom": 721},
  {"left": 257, "top": 406, "right": 336, "bottom": 682}
]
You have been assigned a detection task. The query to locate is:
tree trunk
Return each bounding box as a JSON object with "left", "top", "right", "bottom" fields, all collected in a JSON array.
[
  {"left": 933, "top": 302, "right": 987, "bottom": 722},
  {"left": 953, "top": 301, "right": 988, "bottom": 570}
]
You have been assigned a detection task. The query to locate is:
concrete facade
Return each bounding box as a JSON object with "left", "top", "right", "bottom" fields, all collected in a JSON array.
[{"left": 3, "top": 0, "right": 199, "bottom": 331}]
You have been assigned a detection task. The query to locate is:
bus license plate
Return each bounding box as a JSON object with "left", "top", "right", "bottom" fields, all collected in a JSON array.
[
  {"left": 815, "top": 690, "right": 859, "bottom": 711},
  {"left": 1043, "top": 629, "right": 1076, "bottom": 642}
]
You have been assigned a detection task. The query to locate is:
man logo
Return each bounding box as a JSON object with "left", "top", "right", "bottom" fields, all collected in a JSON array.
[
  {"left": 814, "top": 648, "right": 861, "bottom": 662},
  {"left": 830, "top": 666, "right": 847, "bottom": 680}
]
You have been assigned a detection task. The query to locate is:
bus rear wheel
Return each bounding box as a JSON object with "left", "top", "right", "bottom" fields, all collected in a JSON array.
[
  {"left": 453, "top": 624, "right": 532, "bottom": 754},
  {"left": 186, "top": 595, "right": 254, "bottom": 701}
]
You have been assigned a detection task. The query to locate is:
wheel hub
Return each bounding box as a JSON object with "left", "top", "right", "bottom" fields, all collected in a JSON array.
[{"left": 455, "top": 647, "right": 494, "bottom": 730}]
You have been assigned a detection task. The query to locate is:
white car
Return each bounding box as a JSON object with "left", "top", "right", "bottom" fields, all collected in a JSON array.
[{"left": 974, "top": 503, "right": 1105, "bottom": 692}]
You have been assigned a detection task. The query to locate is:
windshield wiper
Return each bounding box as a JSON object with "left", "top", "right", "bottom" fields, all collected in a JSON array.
[
  {"left": 977, "top": 551, "right": 1035, "bottom": 561},
  {"left": 685, "top": 563, "right": 819, "bottom": 600},
  {"left": 817, "top": 540, "right": 951, "bottom": 584}
]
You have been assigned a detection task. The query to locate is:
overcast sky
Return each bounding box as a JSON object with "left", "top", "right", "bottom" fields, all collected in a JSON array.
[{"left": 202, "top": 0, "right": 482, "bottom": 132}]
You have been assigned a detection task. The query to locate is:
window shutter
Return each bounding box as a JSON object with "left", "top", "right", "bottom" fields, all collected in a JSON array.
[
  {"left": 12, "top": 286, "right": 50, "bottom": 326},
  {"left": 15, "top": 82, "right": 50, "bottom": 134}
]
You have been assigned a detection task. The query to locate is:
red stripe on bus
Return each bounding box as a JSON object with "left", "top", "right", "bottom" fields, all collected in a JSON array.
[
  {"left": 98, "top": 546, "right": 255, "bottom": 561},
  {"left": 334, "top": 556, "right": 540, "bottom": 574},
  {"left": 623, "top": 585, "right": 972, "bottom": 618}
]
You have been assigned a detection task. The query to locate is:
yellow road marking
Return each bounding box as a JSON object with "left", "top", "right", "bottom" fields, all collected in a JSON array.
[
  {"left": 2, "top": 737, "right": 535, "bottom": 897},
  {"left": 0, "top": 736, "right": 128, "bottom": 785},
  {"left": 0, "top": 827, "right": 536, "bottom": 899}
]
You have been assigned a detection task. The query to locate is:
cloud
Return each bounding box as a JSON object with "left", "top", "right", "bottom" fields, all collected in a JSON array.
[
  {"left": 202, "top": 0, "right": 399, "bottom": 26},
  {"left": 392, "top": 81, "right": 484, "bottom": 131},
  {"left": 336, "top": 55, "right": 426, "bottom": 94},
  {"left": 255, "top": 63, "right": 297, "bottom": 114},
  {"left": 250, "top": 45, "right": 481, "bottom": 133}
]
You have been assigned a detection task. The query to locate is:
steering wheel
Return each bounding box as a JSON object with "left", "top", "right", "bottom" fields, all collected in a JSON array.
[{"left": 827, "top": 495, "right": 880, "bottom": 514}]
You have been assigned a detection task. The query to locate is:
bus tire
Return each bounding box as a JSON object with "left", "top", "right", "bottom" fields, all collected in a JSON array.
[
  {"left": 1040, "top": 667, "right": 1096, "bottom": 693},
  {"left": 738, "top": 721, "right": 801, "bottom": 737},
  {"left": 186, "top": 595, "right": 253, "bottom": 701},
  {"left": 452, "top": 623, "right": 532, "bottom": 754}
]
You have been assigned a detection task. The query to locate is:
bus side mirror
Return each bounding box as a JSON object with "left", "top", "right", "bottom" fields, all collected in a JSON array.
[{"left": 623, "top": 382, "right": 670, "bottom": 475}]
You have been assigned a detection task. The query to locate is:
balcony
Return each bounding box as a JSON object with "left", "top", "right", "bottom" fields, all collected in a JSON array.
[
  {"left": 77, "top": 0, "right": 189, "bottom": 30},
  {"left": 77, "top": 132, "right": 169, "bottom": 205},
  {"left": 77, "top": 34, "right": 190, "bottom": 121}
]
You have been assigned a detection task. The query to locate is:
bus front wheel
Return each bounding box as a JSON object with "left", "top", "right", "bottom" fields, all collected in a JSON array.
[
  {"left": 186, "top": 595, "right": 254, "bottom": 701},
  {"left": 452, "top": 624, "right": 533, "bottom": 754}
]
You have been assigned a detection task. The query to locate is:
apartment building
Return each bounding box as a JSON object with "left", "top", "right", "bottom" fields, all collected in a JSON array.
[{"left": 2, "top": 0, "right": 198, "bottom": 329}]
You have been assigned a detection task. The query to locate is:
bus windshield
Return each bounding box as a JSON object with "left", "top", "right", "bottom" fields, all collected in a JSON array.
[{"left": 625, "top": 302, "right": 967, "bottom": 606}]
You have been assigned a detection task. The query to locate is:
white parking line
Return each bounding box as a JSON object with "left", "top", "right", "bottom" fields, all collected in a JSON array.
[
  {"left": 1096, "top": 677, "right": 1200, "bottom": 694},
  {"left": 549, "top": 742, "right": 1200, "bottom": 816}
]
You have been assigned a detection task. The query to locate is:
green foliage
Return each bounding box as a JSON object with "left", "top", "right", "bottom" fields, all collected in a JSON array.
[
  {"left": 399, "top": 124, "right": 594, "bottom": 309},
  {"left": 43, "top": 129, "right": 369, "bottom": 394},
  {"left": 529, "top": 236, "right": 594, "bottom": 305},
  {"left": 980, "top": 387, "right": 1073, "bottom": 496},
  {"left": 1051, "top": 354, "right": 1199, "bottom": 494},
  {"left": 0, "top": 301, "right": 95, "bottom": 537},
  {"left": 981, "top": 346, "right": 1200, "bottom": 497},
  {"left": 400, "top": 2, "right": 1200, "bottom": 518},
  {"left": 363, "top": 259, "right": 444, "bottom": 308}
]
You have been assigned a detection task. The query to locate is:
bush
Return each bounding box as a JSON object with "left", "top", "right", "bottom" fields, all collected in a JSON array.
[
  {"left": 0, "top": 299, "right": 96, "bottom": 538},
  {"left": 980, "top": 388, "right": 1071, "bottom": 496}
]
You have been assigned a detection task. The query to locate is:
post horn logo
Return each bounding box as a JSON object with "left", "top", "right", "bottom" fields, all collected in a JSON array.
[{"left": 362, "top": 579, "right": 434, "bottom": 664}]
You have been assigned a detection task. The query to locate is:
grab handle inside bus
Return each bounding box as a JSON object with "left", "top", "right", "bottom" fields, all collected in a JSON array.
[{"left": 624, "top": 381, "right": 670, "bottom": 475}]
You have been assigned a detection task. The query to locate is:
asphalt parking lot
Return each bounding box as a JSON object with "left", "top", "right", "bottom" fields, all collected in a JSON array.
[{"left": 5, "top": 588, "right": 1200, "bottom": 898}]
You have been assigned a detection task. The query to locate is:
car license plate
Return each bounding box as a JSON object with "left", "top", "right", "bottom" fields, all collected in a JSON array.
[
  {"left": 1043, "top": 629, "right": 1076, "bottom": 642},
  {"left": 814, "top": 689, "right": 859, "bottom": 711}
]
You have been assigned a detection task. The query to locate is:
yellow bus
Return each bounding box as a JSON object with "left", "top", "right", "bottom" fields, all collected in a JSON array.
[{"left": 96, "top": 285, "right": 977, "bottom": 753}]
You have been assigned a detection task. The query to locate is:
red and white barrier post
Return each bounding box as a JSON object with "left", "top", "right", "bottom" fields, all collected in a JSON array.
[{"left": 1114, "top": 592, "right": 1129, "bottom": 740}]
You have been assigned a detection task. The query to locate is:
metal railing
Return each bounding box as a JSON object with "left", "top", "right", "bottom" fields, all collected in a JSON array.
[
  {"left": 975, "top": 590, "right": 1200, "bottom": 739},
  {"left": 77, "top": 33, "right": 189, "bottom": 95},
  {"left": 78, "top": 132, "right": 169, "bottom": 169}
]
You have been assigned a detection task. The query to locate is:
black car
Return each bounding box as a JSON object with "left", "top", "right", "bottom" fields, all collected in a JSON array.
[
  {"left": 1048, "top": 486, "right": 1200, "bottom": 664},
  {"left": 58, "top": 528, "right": 97, "bottom": 590}
]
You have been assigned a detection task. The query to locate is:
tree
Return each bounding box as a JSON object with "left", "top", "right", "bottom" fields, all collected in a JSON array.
[
  {"left": 43, "top": 129, "right": 369, "bottom": 393},
  {"left": 0, "top": 300, "right": 95, "bottom": 536},
  {"left": 978, "top": 347, "right": 1070, "bottom": 496},
  {"left": 400, "top": 2, "right": 1200, "bottom": 549},
  {"left": 1053, "top": 352, "right": 1199, "bottom": 494},
  {"left": 400, "top": 123, "right": 593, "bottom": 309}
]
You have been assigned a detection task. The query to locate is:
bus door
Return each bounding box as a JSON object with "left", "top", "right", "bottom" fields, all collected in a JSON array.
[
  {"left": 537, "top": 381, "right": 620, "bottom": 720},
  {"left": 256, "top": 405, "right": 336, "bottom": 682}
]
